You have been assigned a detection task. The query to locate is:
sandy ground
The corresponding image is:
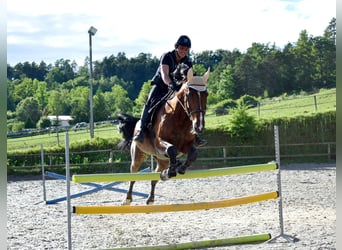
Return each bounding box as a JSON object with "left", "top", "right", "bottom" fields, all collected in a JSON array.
[{"left": 7, "top": 163, "right": 336, "bottom": 250}]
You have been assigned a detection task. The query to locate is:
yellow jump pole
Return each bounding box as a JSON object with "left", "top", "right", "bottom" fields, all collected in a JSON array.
[
  {"left": 73, "top": 191, "right": 278, "bottom": 214},
  {"left": 109, "top": 233, "right": 271, "bottom": 250},
  {"left": 72, "top": 163, "right": 277, "bottom": 183}
]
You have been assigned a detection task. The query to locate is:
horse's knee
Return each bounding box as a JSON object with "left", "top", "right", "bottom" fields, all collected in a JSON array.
[{"left": 166, "top": 145, "right": 177, "bottom": 164}]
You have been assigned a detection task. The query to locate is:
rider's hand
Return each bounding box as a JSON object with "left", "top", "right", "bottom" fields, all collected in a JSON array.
[{"left": 169, "top": 81, "right": 181, "bottom": 91}]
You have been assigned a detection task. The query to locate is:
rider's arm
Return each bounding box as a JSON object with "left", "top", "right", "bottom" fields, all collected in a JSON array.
[{"left": 161, "top": 64, "right": 173, "bottom": 86}]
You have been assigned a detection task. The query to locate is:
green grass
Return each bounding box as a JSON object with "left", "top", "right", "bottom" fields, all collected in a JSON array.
[
  {"left": 7, "top": 125, "right": 122, "bottom": 152},
  {"left": 7, "top": 88, "right": 336, "bottom": 153},
  {"left": 205, "top": 88, "right": 336, "bottom": 129}
]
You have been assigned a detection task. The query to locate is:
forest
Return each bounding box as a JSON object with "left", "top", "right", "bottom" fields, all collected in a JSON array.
[{"left": 6, "top": 18, "right": 335, "bottom": 133}]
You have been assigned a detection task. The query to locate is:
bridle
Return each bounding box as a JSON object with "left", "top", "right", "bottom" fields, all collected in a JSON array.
[{"left": 176, "top": 84, "right": 207, "bottom": 121}]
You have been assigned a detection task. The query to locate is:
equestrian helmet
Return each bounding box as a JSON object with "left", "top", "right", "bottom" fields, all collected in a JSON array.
[{"left": 175, "top": 35, "right": 191, "bottom": 48}]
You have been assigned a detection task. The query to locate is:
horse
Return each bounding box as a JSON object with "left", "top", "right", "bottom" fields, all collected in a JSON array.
[{"left": 117, "top": 67, "right": 210, "bottom": 205}]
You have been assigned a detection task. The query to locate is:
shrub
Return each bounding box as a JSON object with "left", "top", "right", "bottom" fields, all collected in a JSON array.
[
  {"left": 227, "top": 105, "right": 258, "bottom": 139},
  {"left": 237, "top": 94, "right": 259, "bottom": 108}
]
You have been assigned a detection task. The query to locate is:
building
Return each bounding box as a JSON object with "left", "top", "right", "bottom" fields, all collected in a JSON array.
[{"left": 47, "top": 115, "right": 73, "bottom": 127}]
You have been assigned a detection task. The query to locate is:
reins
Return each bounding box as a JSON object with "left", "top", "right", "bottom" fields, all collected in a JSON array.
[{"left": 175, "top": 84, "right": 206, "bottom": 121}]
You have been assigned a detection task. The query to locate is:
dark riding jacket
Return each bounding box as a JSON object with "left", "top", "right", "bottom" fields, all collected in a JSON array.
[
  {"left": 151, "top": 50, "right": 193, "bottom": 90},
  {"left": 145, "top": 50, "right": 192, "bottom": 111}
]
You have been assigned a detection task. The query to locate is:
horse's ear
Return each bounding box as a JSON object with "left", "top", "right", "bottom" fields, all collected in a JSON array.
[
  {"left": 203, "top": 67, "right": 210, "bottom": 82},
  {"left": 187, "top": 67, "right": 194, "bottom": 82}
]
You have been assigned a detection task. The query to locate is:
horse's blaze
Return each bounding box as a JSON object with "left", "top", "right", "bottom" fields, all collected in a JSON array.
[{"left": 192, "top": 114, "right": 204, "bottom": 133}]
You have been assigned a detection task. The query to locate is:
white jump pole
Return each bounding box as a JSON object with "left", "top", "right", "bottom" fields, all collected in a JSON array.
[
  {"left": 269, "top": 125, "right": 298, "bottom": 243},
  {"left": 65, "top": 133, "right": 72, "bottom": 250},
  {"left": 41, "top": 144, "right": 46, "bottom": 202}
]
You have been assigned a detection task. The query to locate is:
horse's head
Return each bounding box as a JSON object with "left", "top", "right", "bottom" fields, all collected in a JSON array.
[{"left": 183, "top": 67, "right": 210, "bottom": 134}]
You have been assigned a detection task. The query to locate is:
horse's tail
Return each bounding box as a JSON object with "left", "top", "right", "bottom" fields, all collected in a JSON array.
[{"left": 116, "top": 113, "right": 140, "bottom": 150}]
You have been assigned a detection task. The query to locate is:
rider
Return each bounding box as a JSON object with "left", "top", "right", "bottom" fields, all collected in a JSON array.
[{"left": 133, "top": 35, "right": 207, "bottom": 147}]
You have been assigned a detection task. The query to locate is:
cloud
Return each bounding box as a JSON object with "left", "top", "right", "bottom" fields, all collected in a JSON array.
[{"left": 7, "top": 0, "right": 336, "bottom": 65}]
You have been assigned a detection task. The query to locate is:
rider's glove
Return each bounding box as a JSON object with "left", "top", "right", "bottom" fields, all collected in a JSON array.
[{"left": 169, "top": 81, "right": 181, "bottom": 91}]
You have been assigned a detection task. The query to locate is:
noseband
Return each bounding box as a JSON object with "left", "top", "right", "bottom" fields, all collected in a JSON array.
[{"left": 177, "top": 85, "right": 207, "bottom": 121}]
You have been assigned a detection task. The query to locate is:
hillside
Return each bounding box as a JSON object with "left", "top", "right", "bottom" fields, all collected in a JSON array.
[
  {"left": 205, "top": 88, "right": 335, "bottom": 130},
  {"left": 7, "top": 88, "right": 336, "bottom": 153}
]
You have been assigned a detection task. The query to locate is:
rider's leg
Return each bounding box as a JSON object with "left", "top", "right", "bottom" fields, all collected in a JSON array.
[
  {"left": 133, "top": 104, "right": 150, "bottom": 143},
  {"left": 133, "top": 85, "right": 160, "bottom": 143},
  {"left": 195, "top": 134, "right": 207, "bottom": 147}
]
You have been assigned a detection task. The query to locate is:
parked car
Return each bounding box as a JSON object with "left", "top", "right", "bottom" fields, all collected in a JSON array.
[{"left": 73, "top": 122, "right": 88, "bottom": 131}]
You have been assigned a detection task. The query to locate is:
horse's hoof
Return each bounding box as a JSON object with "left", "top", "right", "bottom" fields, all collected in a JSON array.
[
  {"left": 160, "top": 168, "right": 177, "bottom": 181},
  {"left": 121, "top": 199, "right": 131, "bottom": 206},
  {"left": 177, "top": 165, "right": 187, "bottom": 175},
  {"left": 146, "top": 200, "right": 154, "bottom": 205},
  {"left": 160, "top": 169, "right": 170, "bottom": 181}
]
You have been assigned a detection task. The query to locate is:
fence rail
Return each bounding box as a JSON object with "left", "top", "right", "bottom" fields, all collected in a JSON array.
[{"left": 7, "top": 142, "right": 336, "bottom": 170}]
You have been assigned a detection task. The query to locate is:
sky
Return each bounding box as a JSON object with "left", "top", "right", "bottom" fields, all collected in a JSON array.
[{"left": 7, "top": 0, "right": 336, "bottom": 66}]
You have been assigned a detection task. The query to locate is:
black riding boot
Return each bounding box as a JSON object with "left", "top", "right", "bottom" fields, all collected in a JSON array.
[
  {"left": 133, "top": 105, "right": 150, "bottom": 143},
  {"left": 195, "top": 135, "right": 207, "bottom": 147}
]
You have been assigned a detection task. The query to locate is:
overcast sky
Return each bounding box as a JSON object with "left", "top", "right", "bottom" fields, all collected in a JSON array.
[{"left": 7, "top": 0, "right": 335, "bottom": 66}]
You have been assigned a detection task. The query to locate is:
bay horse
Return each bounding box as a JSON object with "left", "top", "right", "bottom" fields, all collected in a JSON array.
[{"left": 117, "top": 67, "right": 210, "bottom": 205}]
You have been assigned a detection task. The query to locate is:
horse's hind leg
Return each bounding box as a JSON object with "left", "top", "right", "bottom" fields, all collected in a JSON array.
[
  {"left": 146, "top": 160, "right": 168, "bottom": 204},
  {"left": 146, "top": 180, "right": 157, "bottom": 205},
  {"left": 122, "top": 142, "right": 146, "bottom": 205}
]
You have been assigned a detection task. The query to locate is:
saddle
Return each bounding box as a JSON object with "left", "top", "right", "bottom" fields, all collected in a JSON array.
[{"left": 145, "top": 63, "right": 189, "bottom": 138}]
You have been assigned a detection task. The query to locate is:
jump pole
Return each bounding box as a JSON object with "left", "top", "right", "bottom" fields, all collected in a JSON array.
[
  {"left": 44, "top": 170, "right": 149, "bottom": 204},
  {"left": 73, "top": 191, "right": 278, "bottom": 214},
  {"left": 268, "top": 125, "right": 298, "bottom": 243},
  {"left": 65, "top": 133, "right": 72, "bottom": 250},
  {"left": 72, "top": 163, "right": 277, "bottom": 183},
  {"left": 110, "top": 233, "right": 272, "bottom": 250},
  {"left": 41, "top": 144, "right": 47, "bottom": 202}
]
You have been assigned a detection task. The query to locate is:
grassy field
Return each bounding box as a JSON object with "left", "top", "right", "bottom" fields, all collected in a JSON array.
[
  {"left": 205, "top": 88, "right": 336, "bottom": 129},
  {"left": 7, "top": 126, "right": 121, "bottom": 152},
  {"left": 7, "top": 88, "right": 336, "bottom": 152}
]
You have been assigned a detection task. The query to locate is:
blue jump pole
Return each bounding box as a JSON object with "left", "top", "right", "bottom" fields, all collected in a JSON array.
[{"left": 45, "top": 167, "right": 151, "bottom": 204}]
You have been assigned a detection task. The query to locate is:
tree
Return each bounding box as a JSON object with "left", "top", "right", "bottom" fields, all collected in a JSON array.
[
  {"left": 48, "top": 90, "right": 68, "bottom": 145},
  {"left": 217, "top": 64, "right": 235, "bottom": 101},
  {"left": 93, "top": 89, "right": 109, "bottom": 121},
  {"left": 257, "top": 47, "right": 283, "bottom": 97},
  {"left": 134, "top": 80, "right": 152, "bottom": 114},
  {"left": 45, "top": 59, "right": 76, "bottom": 86},
  {"left": 233, "top": 54, "right": 259, "bottom": 97},
  {"left": 48, "top": 90, "right": 69, "bottom": 123},
  {"left": 69, "top": 87, "right": 90, "bottom": 123},
  {"left": 111, "top": 84, "right": 133, "bottom": 115},
  {"left": 311, "top": 18, "right": 336, "bottom": 88},
  {"left": 33, "top": 80, "right": 48, "bottom": 113},
  {"left": 192, "top": 64, "right": 206, "bottom": 76},
  {"left": 13, "top": 77, "right": 35, "bottom": 104},
  {"left": 292, "top": 30, "right": 316, "bottom": 92},
  {"left": 7, "top": 80, "right": 16, "bottom": 111},
  {"left": 16, "top": 97, "right": 41, "bottom": 127},
  {"left": 37, "top": 116, "right": 52, "bottom": 129}
]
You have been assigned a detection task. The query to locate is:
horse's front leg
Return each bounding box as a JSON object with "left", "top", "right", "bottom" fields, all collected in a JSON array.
[
  {"left": 177, "top": 145, "right": 197, "bottom": 174},
  {"left": 122, "top": 181, "right": 135, "bottom": 205},
  {"left": 158, "top": 141, "right": 180, "bottom": 181}
]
